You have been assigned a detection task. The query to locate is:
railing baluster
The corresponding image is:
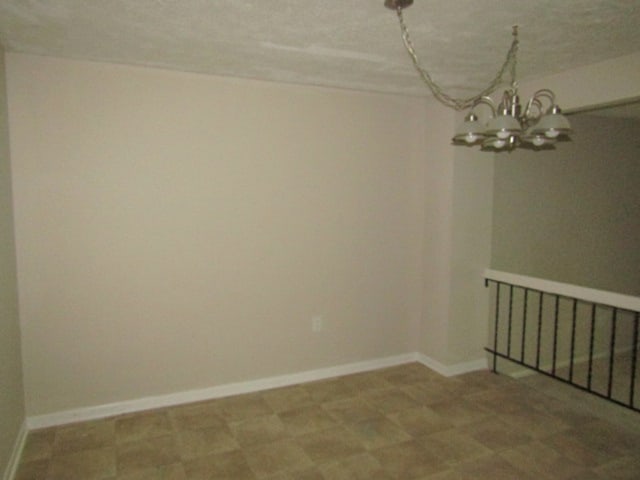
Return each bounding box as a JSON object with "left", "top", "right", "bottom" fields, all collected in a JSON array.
[
  {"left": 587, "top": 303, "right": 596, "bottom": 391},
  {"left": 492, "top": 281, "right": 501, "bottom": 373},
  {"left": 521, "top": 288, "right": 529, "bottom": 363},
  {"left": 536, "top": 292, "right": 543, "bottom": 370},
  {"left": 607, "top": 308, "right": 618, "bottom": 399},
  {"left": 569, "top": 298, "right": 578, "bottom": 383},
  {"left": 507, "top": 285, "right": 514, "bottom": 357},
  {"left": 552, "top": 295, "right": 560, "bottom": 376}
]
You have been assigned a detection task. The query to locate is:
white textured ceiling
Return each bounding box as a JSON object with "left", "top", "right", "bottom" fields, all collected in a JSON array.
[{"left": 1, "top": 0, "right": 640, "bottom": 98}]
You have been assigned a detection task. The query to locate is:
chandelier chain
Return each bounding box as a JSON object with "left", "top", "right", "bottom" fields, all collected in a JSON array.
[{"left": 396, "top": 8, "right": 519, "bottom": 110}]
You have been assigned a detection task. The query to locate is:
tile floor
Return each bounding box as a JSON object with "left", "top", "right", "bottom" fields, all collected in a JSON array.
[{"left": 15, "top": 362, "right": 640, "bottom": 479}]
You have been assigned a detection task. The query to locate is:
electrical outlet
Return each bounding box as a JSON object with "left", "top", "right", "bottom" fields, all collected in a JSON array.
[{"left": 312, "top": 315, "right": 323, "bottom": 332}]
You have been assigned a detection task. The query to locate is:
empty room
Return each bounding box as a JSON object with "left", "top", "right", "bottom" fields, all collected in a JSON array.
[{"left": 1, "top": 1, "right": 640, "bottom": 479}]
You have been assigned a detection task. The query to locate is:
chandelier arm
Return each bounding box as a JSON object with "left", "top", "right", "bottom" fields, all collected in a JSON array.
[
  {"left": 472, "top": 96, "right": 498, "bottom": 117},
  {"left": 395, "top": 8, "right": 519, "bottom": 110},
  {"left": 530, "top": 88, "right": 557, "bottom": 111}
]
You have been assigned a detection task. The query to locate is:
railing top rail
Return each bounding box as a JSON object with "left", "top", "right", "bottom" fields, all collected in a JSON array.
[{"left": 485, "top": 269, "right": 640, "bottom": 313}]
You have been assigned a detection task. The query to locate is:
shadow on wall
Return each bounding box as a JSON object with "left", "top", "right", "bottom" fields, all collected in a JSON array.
[{"left": 491, "top": 99, "right": 640, "bottom": 297}]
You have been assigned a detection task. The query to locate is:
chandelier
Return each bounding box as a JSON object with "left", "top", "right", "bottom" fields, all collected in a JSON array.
[{"left": 384, "top": 0, "right": 572, "bottom": 151}]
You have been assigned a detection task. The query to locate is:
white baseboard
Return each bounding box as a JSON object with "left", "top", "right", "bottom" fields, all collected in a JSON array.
[
  {"left": 26, "top": 351, "right": 488, "bottom": 430},
  {"left": 416, "top": 353, "right": 488, "bottom": 377},
  {"left": 3, "top": 420, "right": 26, "bottom": 480},
  {"left": 27, "top": 353, "right": 415, "bottom": 429}
]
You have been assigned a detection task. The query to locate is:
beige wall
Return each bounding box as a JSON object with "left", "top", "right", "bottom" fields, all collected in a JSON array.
[
  {"left": 419, "top": 102, "right": 455, "bottom": 362},
  {"left": 7, "top": 54, "right": 427, "bottom": 415},
  {"left": 6, "top": 48, "right": 640, "bottom": 418},
  {"left": 448, "top": 147, "right": 494, "bottom": 363},
  {"left": 529, "top": 52, "right": 640, "bottom": 112},
  {"left": 0, "top": 47, "right": 25, "bottom": 475},
  {"left": 428, "top": 51, "right": 640, "bottom": 367},
  {"left": 492, "top": 113, "right": 640, "bottom": 296},
  {"left": 490, "top": 51, "right": 640, "bottom": 296},
  {"left": 419, "top": 119, "right": 495, "bottom": 366}
]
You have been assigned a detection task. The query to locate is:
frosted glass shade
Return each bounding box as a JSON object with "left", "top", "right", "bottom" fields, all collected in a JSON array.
[
  {"left": 453, "top": 116, "right": 485, "bottom": 144},
  {"left": 482, "top": 136, "right": 507, "bottom": 149},
  {"left": 485, "top": 114, "right": 522, "bottom": 139},
  {"left": 522, "top": 130, "right": 555, "bottom": 147},
  {"left": 531, "top": 111, "right": 572, "bottom": 138}
]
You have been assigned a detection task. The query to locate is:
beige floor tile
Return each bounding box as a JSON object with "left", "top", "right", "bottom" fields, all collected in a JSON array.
[
  {"left": 177, "top": 425, "right": 240, "bottom": 459},
  {"left": 278, "top": 405, "right": 338, "bottom": 436},
  {"left": 321, "top": 396, "right": 380, "bottom": 424},
  {"left": 496, "top": 405, "right": 572, "bottom": 438},
  {"left": 20, "top": 428, "right": 55, "bottom": 462},
  {"left": 370, "top": 439, "right": 447, "bottom": 479},
  {"left": 499, "top": 441, "right": 594, "bottom": 480},
  {"left": 229, "top": 414, "right": 289, "bottom": 447},
  {"left": 376, "top": 363, "right": 439, "bottom": 386},
  {"left": 428, "top": 397, "right": 491, "bottom": 427},
  {"left": 544, "top": 430, "right": 615, "bottom": 468},
  {"left": 386, "top": 406, "right": 454, "bottom": 438},
  {"left": 168, "top": 400, "right": 225, "bottom": 431},
  {"left": 216, "top": 394, "right": 274, "bottom": 422},
  {"left": 465, "top": 387, "right": 539, "bottom": 415},
  {"left": 47, "top": 446, "right": 116, "bottom": 480},
  {"left": 302, "top": 378, "right": 357, "bottom": 403},
  {"left": 261, "top": 385, "right": 316, "bottom": 413},
  {"left": 432, "top": 378, "right": 496, "bottom": 399},
  {"left": 114, "top": 462, "right": 187, "bottom": 480},
  {"left": 452, "top": 454, "right": 537, "bottom": 480},
  {"left": 400, "top": 382, "right": 458, "bottom": 406},
  {"left": 53, "top": 418, "right": 115, "bottom": 455},
  {"left": 461, "top": 417, "right": 532, "bottom": 452},
  {"left": 261, "top": 467, "right": 324, "bottom": 480},
  {"left": 296, "top": 426, "right": 365, "bottom": 464},
  {"left": 544, "top": 404, "right": 604, "bottom": 433},
  {"left": 115, "top": 410, "right": 173, "bottom": 444},
  {"left": 318, "top": 452, "right": 393, "bottom": 479},
  {"left": 417, "top": 469, "right": 463, "bottom": 480},
  {"left": 339, "top": 371, "right": 393, "bottom": 392},
  {"left": 593, "top": 455, "right": 640, "bottom": 480},
  {"left": 14, "top": 363, "right": 640, "bottom": 480},
  {"left": 420, "top": 429, "right": 492, "bottom": 465},
  {"left": 345, "top": 416, "right": 412, "bottom": 450},
  {"left": 14, "top": 459, "right": 50, "bottom": 480},
  {"left": 183, "top": 450, "right": 256, "bottom": 480},
  {"left": 563, "top": 472, "right": 605, "bottom": 480},
  {"left": 243, "top": 438, "right": 314, "bottom": 477},
  {"left": 362, "top": 388, "right": 421, "bottom": 414},
  {"left": 116, "top": 434, "right": 180, "bottom": 475},
  {"left": 570, "top": 418, "right": 640, "bottom": 457},
  {"left": 519, "top": 371, "right": 640, "bottom": 432},
  {"left": 454, "top": 370, "right": 516, "bottom": 392}
]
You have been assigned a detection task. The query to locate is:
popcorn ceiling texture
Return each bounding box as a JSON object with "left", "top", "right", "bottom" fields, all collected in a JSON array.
[{"left": 0, "top": 0, "right": 639, "bottom": 97}]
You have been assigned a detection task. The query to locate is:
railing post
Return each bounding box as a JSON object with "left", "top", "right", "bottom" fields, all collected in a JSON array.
[
  {"left": 587, "top": 304, "right": 596, "bottom": 391},
  {"left": 630, "top": 312, "right": 639, "bottom": 408},
  {"left": 536, "top": 292, "right": 543, "bottom": 370},
  {"left": 507, "top": 284, "right": 514, "bottom": 357},
  {"left": 521, "top": 288, "right": 529, "bottom": 364},
  {"left": 569, "top": 298, "right": 578, "bottom": 383},
  {"left": 607, "top": 308, "right": 618, "bottom": 399},
  {"left": 552, "top": 295, "right": 560, "bottom": 376},
  {"left": 492, "top": 281, "right": 501, "bottom": 373}
]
